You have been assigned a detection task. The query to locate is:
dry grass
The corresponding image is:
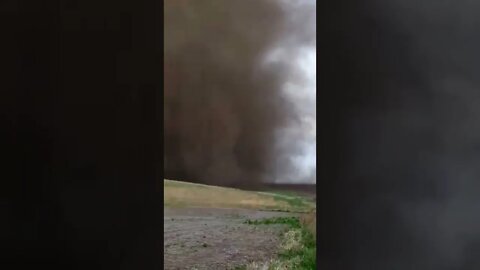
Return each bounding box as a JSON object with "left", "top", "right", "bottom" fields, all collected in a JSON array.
[
  {"left": 243, "top": 259, "right": 288, "bottom": 270},
  {"left": 164, "top": 179, "right": 291, "bottom": 210},
  {"left": 164, "top": 179, "right": 314, "bottom": 212},
  {"left": 299, "top": 211, "right": 316, "bottom": 237}
]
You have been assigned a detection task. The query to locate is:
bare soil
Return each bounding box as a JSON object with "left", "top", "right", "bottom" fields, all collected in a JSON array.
[{"left": 164, "top": 207, "right": 296, "bottom": 270}]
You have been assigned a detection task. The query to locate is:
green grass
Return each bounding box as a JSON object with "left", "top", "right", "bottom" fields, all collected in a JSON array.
[
  {"left": 243, "top": 216, "right": 316, "bottom": 270},
  {"left": 271, "top": 194, "right": 311, "bottom": 208},
  {"left": 256, "top": 191, "right": 315, "bottom": 212},
  {"left": 244, "top": 216, "right": 301, "bottom": 227}
]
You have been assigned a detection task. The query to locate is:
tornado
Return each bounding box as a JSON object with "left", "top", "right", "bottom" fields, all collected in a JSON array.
[{"left": 164, "top": 0, "right": 316, "bottom": 187}]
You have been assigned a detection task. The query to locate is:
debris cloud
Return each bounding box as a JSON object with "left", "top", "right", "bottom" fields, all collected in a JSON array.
[{"left": 164, "top": 0, "right": 316, "bottom": 187}]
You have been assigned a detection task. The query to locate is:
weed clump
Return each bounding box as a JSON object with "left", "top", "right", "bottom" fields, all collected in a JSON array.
[{"left": 243, "top": 216, "right": 316, "bottom": 269}]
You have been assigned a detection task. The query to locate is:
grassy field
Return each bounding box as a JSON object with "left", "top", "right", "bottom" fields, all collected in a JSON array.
[
  {"left": 164, "top": 179, "right": 315, "bottom": 213},
  {"left": 164, "top": 179, "right": 316, "bottom": 269}
]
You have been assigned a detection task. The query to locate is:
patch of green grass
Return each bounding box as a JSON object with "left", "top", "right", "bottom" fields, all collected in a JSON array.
[
  {"left": 244, "top": 216, "right": 301, "bottom": 228},
  {"left": 272, "top": 195, "right": 309, "bottom": 207},
  {"left": 244, "top": 216, "right": 316, "bottom": 270},
  {"left": 269, "top": 190, "right": 306, "bottom": 198},
  {"left": 256, "top": 191, "right": 315, "bottom": 212}
]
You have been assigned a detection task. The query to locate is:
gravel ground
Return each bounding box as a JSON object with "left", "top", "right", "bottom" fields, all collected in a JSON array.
[{"left": 164, "top": 207, "right": 296, "bottom": 270}]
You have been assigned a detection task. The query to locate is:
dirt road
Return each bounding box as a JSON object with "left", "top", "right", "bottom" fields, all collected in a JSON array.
[{"left": 164, "top": 207, "right": 295, "bottom": 270}]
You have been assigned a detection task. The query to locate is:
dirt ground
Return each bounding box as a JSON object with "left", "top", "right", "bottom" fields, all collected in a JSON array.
[{"left": 164, "top": 207, "right": 296, "bottom": 270}]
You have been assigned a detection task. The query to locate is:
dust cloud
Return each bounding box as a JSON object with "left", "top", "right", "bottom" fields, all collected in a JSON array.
[{"left": 164, "top": 0, "right": 316, "bottom": 187}]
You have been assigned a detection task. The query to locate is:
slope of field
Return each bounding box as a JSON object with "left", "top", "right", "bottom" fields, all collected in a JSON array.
[{"left": 164, "top": 179, "right": 315, "bottom": 213}]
